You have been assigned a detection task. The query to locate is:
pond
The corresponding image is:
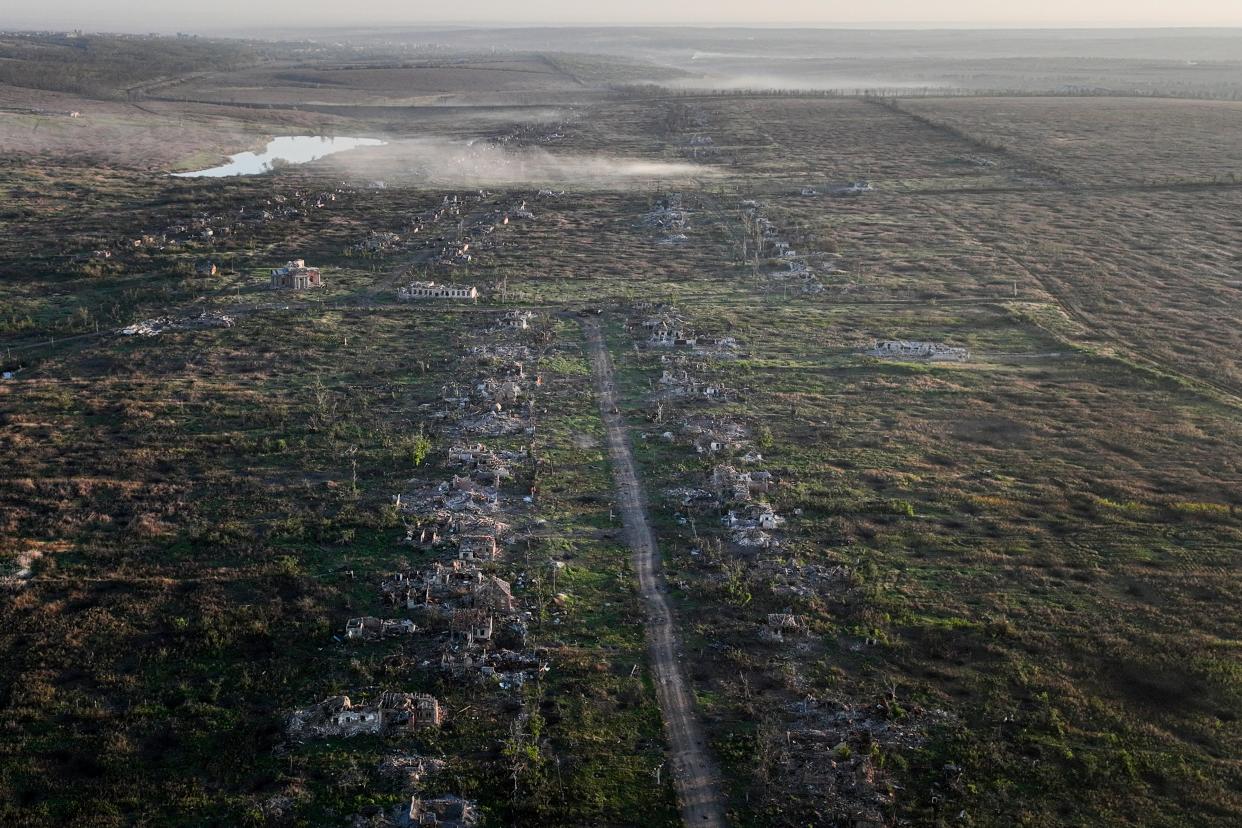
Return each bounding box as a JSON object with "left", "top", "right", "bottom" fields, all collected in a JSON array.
[{"left": 172, "top": 136, "right": 386, "bottom": 178}]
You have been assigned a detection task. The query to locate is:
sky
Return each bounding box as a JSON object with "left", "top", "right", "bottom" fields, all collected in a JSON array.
[{"left": 3, "top": 0, "right": 1242, "bottom": 31}]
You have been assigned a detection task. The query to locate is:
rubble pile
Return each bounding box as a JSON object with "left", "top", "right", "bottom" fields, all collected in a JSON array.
[
  {"left": 642, "top": 193, "right": 691, "bottom": 245},
  {"left": 761, "top": 695, "right": 951, "bottom": 825},
  {"left": 741, "top": 202, "right": 826, "bottom": 296},
  {"left": 628, "top": 302, "right": 740, "bottom": 357},
  {"left": 119, "top": 311, "right": 235, "bottom": 337},
  {"left": 83, "top": 186, "right": 353, "bottom": 262},
  {"left": 348, "top": 230, "right": 403, "bottom": 255},
  {"left": 287, "top": 692, "right": 445, "bottom": 740},
  {"left": 866, "top": 340, "right": 971, "bottom": 362}
]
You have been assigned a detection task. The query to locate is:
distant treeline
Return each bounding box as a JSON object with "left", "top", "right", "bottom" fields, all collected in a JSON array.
[{"left": 0, "top": 33, "right": 257, "bottom": 100}]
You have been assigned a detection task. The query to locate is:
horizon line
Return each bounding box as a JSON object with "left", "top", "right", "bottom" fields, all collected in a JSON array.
[{"left": 5, "top": 22, "right": 1242, "bottom": 34}]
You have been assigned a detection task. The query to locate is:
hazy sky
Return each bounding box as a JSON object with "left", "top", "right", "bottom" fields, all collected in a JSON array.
[{"left": 3, "top": 0, "right": 1242, "bottom": 31}]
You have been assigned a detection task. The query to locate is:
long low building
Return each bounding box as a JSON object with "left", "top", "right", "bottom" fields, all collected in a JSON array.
[{"left": 398, "top": 281, "right": 478, "bottom": 301}]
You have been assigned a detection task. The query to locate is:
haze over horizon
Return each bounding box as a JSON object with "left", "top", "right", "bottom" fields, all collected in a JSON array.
[{"left": 3, "top": 0, "right": 1242, "bottom": 33}]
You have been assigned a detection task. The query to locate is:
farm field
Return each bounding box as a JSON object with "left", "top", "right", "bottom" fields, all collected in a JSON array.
[
  {"left": 900, "top": 97, "right": 1242, "bottom": 185},
  {"left": 1, "top": 30, "right": 1240, "bottom": 828}
]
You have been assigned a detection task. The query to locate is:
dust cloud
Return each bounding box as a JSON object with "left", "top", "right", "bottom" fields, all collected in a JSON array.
[{"left": 330, "top": 136, "right": 711, "bottom": 188}]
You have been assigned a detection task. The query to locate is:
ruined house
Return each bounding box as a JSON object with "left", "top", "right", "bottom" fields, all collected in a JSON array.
[
  {"left": 439, "top": 648, "right": 536, "bottom": 687},
  {"left": 396, "top": 794, "right": 479, "bottom": 828},
  {"left": 473, "top": 574, "right": 516, "bottom": 613},
  {"left": 119, "top": 311, "right": 234, "bottom": 337},
  {"left": 385, "top": 560, "right": 483, "bottom": 608},
  {"left": 448, "top": 443, "right": 488, "bottom": 465},
  {"left": 457, "top": 535, "right": 498, "bottom": 562},
  {"left": 450, "top": 609, "right": 494, "bottom": 645},
  {"left": 712, "top": 465, "right": 754, "bottom": 503},
  {"left": 756, "top": 506, "right": 785, "bottom": 530},
  {"left": 500, "top": 310, "right": 536, "bottom": 330},
  {"left": 286, "top": 692, "right": 444, "bottom": 739},
  {"left": 695, "top": 436, "right": 741, "bottom": 454},
  {"left": 685, "top": 417, "right": 751, "bottom": 454},
  {"left": 381, "top": 572, "right": 416, "bottom": 606},
  {"left": 710, "top": 465, "right": 772, "bottom": 500},
  {"left": 345, "top": 617, "right": 417, "bottom": 641},
  {"left": 407, "top": 524, "right": 441, "bottom": 548},
  {"left": 723, "top": 503, "right": 786, "bottom": 531},
  {"left": 380, "top": 692, "right": 446, "bottom": 730},
  {"left": 471, "top": 456, "right": 512, "bottom": 486},
  {"left": 762, "top": 613, "right": 806, "bottom": 642},
  {"left": 270, "top": 259, "right": 322, "bottom": 290},
  {"left": 414, "top": 561, "right": 484, "bottom": 606},
  {"left": 351, "top": 231, "right": 402, "bottom": 254},
  {"left": 649, "top": 323, "right": 692, "bottom": 348},
  {"left": 660, "top": 369, "right": 691, "bottom": 387},
  {"left": 439, "top": 476, "right": 500, "bottom": 512},
  {"left": 767, "top": 613, "right": 805, "bottom": 632}
]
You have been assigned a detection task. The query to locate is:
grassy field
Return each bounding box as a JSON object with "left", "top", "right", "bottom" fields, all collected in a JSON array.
[{"left": 900, "top": 97, "right": 1242, "bottom": 186}]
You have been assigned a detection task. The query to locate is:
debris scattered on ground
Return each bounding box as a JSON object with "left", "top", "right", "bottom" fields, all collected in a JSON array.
[
  {"left": 119, "top": 310, "right": 234, "bottom": 336},
  {"left": 866, "top": 339, "right": 971, "bottom": 362}
]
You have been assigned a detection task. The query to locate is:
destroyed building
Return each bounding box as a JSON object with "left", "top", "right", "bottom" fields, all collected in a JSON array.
[
  {"left": 287, "top": 692, "right": 445, "bottom": 739},
  {"left": 119, "top": 311, "right": 234, "bottom": 337},
  {"left": 457, "top": 535, "right": 498, "bottom": 562},
  {"left": 867, "top": 340, "right": 971, "bottom": 363},
  {"left": 763, "top": 613, "right": 806, "bottom": 642},
  {"left": 450, "top": 609, "right": 494, "bottom": 645},
  {"left": 270, "top": 259, "right": 322, "bottom": 290},
  {"left": 649, "top": 322, "right": 692, "bottom": 348},
  {"left": 731, "top": 526, "right": 778, "bottom": 549},
  {"left": 398, "top": 281, "right": 479, "bottom": 301},
  {"left": 381, "top": 561, "right": 478, "bottom": 609},
  {"left": 829, "top": 181, "right": 874, "bottom": 197},
  {"left": 723, "top": 502, "right": 787, "bottom": 536},
  {"left": 500, "top": 310, "right": 536, "bottom": 330},
  {"left": 473, "top": 574, "right": 516, "bottom": 613},
  {"left": 458, "top": 410, "right": 528, "bottom": 437},
  {"left": 711, "top": 465, "right": 773, "bottom": 503},
  {"left": 475, "top": 378, "right": 522, "bottom": 404},
  {"left": 439, "top": 647, "right": 541, "bottom": 688},
  {"left": 396, "top": 794, "right": 479, "bottom": 828},
  {"left": 345, "top": 617, "right": 417, "bottom": 641}
]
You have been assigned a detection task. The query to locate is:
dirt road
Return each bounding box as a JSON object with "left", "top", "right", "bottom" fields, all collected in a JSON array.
[{"left": 583, "top": 319, "right": 729, "bottom": 828}]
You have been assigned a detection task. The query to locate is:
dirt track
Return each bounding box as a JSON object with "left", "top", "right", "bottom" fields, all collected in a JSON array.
[{"left": 583, "top": 318, "right": 729, "bottom": 828}]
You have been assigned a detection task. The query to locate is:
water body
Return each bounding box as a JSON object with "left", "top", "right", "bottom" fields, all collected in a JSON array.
[{"left": 173, "top": 136, "right": 386, "bottom": 178}]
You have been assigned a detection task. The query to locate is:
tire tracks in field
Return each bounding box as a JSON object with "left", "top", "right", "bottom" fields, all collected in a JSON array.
[
  {"left": 922, "top": 199, "right": 1242, "bottom": 408},
  {"left": 583, "top": 318, "right": 729, "bottom": 828}
]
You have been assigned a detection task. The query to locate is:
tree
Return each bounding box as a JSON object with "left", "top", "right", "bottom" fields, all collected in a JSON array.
[{"left": 409, "top": 426, "right": 432, "bottom": 467}]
